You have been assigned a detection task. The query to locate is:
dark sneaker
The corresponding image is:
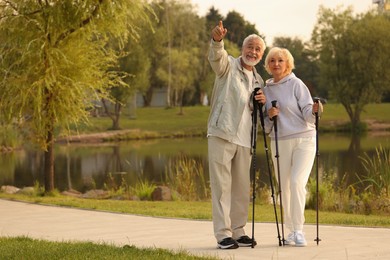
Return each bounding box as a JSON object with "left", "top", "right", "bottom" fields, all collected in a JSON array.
[
  {"left": 236, "top": 235, "right": 257, "bottom": 247},
  {"left": 217, "top": 237, "right": 239, "bottom": 249}
]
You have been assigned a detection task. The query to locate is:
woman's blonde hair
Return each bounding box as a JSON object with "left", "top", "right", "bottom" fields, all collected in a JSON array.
[{"left": 264, "top": 47, "right": 295, "bottom": 75}]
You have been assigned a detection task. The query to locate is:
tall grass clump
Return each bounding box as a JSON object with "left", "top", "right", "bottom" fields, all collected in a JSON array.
[
  {"left": 103, "top": 172, "right": 156, "bottom": 200},
  {"left": 356, "top": 145, "right": 390, "bottom": 214},
  {"left": 307, "top": 147, "right": 390, "bottom": 215},
  {"left": 359, "top": 145, "right": 390, "bottom": 197},
  {"left": 104, "top": 173, "right": 133, "bottom": 199},
  {"left": 165, "top": 156, "right": 210, "bottom": 201},
  {"left": 132, "top": 179, "right": 156, "bottom": 201}
]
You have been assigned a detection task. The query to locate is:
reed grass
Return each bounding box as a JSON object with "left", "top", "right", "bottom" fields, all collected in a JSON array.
[
  {"left": 359, "top": 145, "right": 390, "bottom": 197},
  {"left": 164, "top": 155, "right": 210, "bottom": 201}
]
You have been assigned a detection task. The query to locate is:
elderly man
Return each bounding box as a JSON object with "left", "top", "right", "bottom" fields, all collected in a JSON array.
[{"left": 207, "top": 21, "right": 266, "bottom": 249}]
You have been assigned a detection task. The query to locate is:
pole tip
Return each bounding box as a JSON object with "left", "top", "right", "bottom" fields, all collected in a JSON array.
[{"left": 314, "top": 238, "right": 322, "bottom": 245}]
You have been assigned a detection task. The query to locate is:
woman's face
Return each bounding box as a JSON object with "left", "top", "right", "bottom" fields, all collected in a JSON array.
[{"left": 268, "top": 54, "right": 288, "bottom": 79}]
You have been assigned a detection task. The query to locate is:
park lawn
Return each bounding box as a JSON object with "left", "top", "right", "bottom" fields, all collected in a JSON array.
[
  {"left": 1, "top": 195, "right": 389, "bottom": 228},
  {"left": 0, "top": 236, "right": 216, "bottom": 260},
  {"left": 73, "top": 103, "right": 390, "bottom": 136}
]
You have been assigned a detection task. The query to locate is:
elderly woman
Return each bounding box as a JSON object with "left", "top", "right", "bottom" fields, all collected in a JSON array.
[{"left": 263, "top": 47, "right": 322, "bottom": 247}]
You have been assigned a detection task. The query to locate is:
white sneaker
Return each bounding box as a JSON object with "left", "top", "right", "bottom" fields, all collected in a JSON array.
[
  {"left": 284, "top": 232, "right": 295, "bottom": 246},
  {"left": 294, "top": 231, "right": 307, "bottom": 247}
]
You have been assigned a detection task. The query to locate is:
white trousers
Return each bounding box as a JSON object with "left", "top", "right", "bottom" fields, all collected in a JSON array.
[
  {"left": 270, "top": 137, "right": 316, "bottom": 232},
  {"left": 208, "top": 136, "right": 251, "bottom": 242}
]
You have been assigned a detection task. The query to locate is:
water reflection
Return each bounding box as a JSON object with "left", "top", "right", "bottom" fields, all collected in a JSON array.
[{"left": 0, "top": 134, "right": 389, "bottom": 192}]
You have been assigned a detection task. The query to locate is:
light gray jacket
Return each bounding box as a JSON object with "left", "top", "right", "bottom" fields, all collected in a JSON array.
[
  {"left": 207, "top": 39, "right": 264, "bottom": 142},
  {"left": 263, "top": 73, "right": 316, "bottom": 140}
]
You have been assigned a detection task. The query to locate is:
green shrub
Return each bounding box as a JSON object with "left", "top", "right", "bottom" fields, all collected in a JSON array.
[{"left": 307, "top": 171, "right": 356, "bottom": 213}]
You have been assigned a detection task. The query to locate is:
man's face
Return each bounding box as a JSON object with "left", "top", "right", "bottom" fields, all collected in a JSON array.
[{"left": 241, "top": 39, "right": 264, "bottom": 67}]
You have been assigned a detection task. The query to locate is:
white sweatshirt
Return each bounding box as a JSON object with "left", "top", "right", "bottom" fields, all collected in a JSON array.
[{"left": 263, "top": 73, "right": 316, "bottom": 140}]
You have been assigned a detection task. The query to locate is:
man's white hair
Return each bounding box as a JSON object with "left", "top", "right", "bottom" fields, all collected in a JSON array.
[{"left": 242, "top": 34, "right": 265, "bottom": 51}]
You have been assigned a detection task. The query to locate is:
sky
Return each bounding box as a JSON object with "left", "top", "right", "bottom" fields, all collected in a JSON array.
[{"left": 190, "top": 0, "right": 377, "bottom": 44}]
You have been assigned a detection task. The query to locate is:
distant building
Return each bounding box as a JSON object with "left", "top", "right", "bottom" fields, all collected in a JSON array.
[{"left": 136, "top": 88, "right": 168, "bottom": 107}]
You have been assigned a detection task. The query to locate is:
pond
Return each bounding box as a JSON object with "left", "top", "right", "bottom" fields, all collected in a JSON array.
[{"left": 0, "top": 133, "right": 389, "bottom": 193}]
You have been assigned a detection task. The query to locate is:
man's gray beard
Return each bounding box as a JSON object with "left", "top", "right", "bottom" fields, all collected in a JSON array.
[{"left": 242, "top": 56, "right": 260, "bottom": 67}]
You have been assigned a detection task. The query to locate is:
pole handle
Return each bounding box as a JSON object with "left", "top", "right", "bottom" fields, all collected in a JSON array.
[
  {"left": 271, "top": 100, "right": 278, "bottom": 120},
  {"left": 271, "top": 100, "right": 278, "bottom": 131},
  {"left": 252, "top": 87, "right": 261, "bottom": 111}
]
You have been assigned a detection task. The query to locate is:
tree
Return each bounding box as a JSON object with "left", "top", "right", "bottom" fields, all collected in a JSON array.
[
  {"left": 0, "top": 0, "right": 153, "bottom": 191},
  {"left": 103, "top": 21, "right": 153, "bottom": 129},
  {"left": 150, "top": 0, "right": 203, "bottom": 109},
  {"left": 121, "top": 39, "right": 152, "bottom": 117},
  {"left": 311, "top": 6, "right": 390, "bottom": 131},
  {"left": 223, "top": 10, "right": 260, "bottom": 47},
  {"left": 156, "top": 48, "right": 199, "bottom": 113},
  {"left": 205, "top": 6, "right": 223, "bottom": 32}
]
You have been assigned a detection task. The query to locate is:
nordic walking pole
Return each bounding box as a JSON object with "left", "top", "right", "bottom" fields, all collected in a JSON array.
[
  {"left": 250, "top": 88, "right": 260, "bottom": 248},
  {"left": 259, "top": 100, "right": 282, "bottom": 246},
  {"left": 271, "top": 100, "right": 285, "bottom": 245},
  {"left": 313, "top": 97, "right": 323, "bottom": 245}
]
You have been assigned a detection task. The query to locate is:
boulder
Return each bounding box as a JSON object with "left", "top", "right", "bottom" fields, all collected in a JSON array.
[
  {"left": 152, "top": 186, "right": 172, "bottom": 201},
  {"left": 1, "top": 185, "right": 20, "bottom": 194}
]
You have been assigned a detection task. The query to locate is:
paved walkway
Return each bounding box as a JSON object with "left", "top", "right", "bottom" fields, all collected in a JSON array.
[{"left": 0, "top": 199, "right": 389, "bottom": 259}]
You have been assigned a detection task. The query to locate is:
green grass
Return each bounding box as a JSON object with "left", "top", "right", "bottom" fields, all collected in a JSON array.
[
  {"left": 313, "top": 103, "right": 390, "bottom": 132},
  {"left": 1, "top": 195, "right": 389, "bottom": 227},
  {"left": 314, "top": 102, "right": 390, "bottom": 123},
  {"left": 361, "top": 103, "right": 390, "bottom": 122},
  {"left": 0, "top": 236, "right": 217, "bottom": 260},
  {"left": 73, "top": 106, "right": 209, "bottom": 136},
  {"left": 68, "top": 103, "right": 390, "bottom": 138}
]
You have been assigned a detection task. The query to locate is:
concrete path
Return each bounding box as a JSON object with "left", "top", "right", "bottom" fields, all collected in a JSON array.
[{"left": 0, "top": 199, "right": 389, "bottom": 259}]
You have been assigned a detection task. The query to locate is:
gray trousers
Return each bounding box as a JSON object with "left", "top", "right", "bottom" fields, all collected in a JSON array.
[{"left": 208, "top": 136, "right": 251, "bottom": 242}]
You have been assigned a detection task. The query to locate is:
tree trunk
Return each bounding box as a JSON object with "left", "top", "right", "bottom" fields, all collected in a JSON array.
[
  {"left": 143, "top": 90, "right": 152, "bottom": 107},
  {"left": 178, "top": 89, "right": 184, "bottom": 115},
  {"left": 343, "top": 103, "right": 363, "bottom": 133},
  {"left": 44, "top": 129, "right": 55, "bottom": 192},
  {"left": 351, "top": 105, "right": 362, "bottom": 133},
  {"left": 101, "top": 98, "right": 122, "bottom": 130},
  {"left": 112, "top": 103, "right": 121, "bottom": 130},
  {"left": 166, "top": 6, "right": 172, "bottom": 108}
]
